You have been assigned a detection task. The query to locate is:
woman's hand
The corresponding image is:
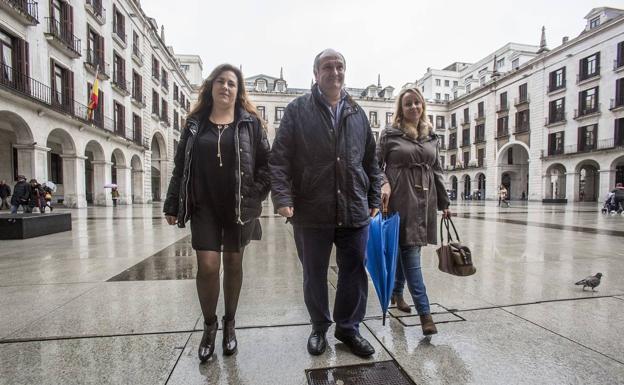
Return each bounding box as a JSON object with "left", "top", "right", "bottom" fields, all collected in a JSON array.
[
  {"left": 381, "top": 183, "right": 391, "bottom": 210},
  {"left": 165, "top": 215, "right": 178, "bottom": 225},
  {"left": 442, "top": 208, "right": 452, "bottom": 219}
]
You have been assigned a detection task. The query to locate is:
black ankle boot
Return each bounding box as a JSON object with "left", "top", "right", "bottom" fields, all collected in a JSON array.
[
  {"left": 222, "top": 316, "right": 237, "bottom": 355},
  {"left": 198, "top": 317, "right": 218, "bottom": 362}
]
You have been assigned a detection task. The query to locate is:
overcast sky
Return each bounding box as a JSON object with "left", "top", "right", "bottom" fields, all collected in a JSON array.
[{"left": 141, "top": 0, "right": 622, "bottom": 89}]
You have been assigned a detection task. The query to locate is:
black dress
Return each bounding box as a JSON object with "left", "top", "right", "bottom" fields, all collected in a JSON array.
[{"left": 190, "top": 120, "right": 244, "bottom": 252}]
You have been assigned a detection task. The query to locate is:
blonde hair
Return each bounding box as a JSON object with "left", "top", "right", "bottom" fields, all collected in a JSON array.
[{"left": 392, "top": 87, "right": 432, "bottom": 139}]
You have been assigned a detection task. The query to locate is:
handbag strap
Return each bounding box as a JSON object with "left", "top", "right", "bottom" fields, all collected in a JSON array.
[{"left": 440, "top": 217, "right": 461, "bottom": 244}]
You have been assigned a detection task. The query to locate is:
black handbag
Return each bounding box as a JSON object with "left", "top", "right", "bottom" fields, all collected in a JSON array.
[{"left": 436, "top": 217, "right": 476, "bottom": 276}]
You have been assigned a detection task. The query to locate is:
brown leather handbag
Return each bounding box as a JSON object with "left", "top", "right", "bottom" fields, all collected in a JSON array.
[{"left": 436, "top": 217, "right": 476, "bottom": 276}]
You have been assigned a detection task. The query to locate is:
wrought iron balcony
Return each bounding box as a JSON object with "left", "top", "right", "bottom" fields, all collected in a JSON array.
[
  {"left": 514, "top": 95, "right": 530, "bottom": 106},
  {"left": 85, "top": 0, "right": 105, "bottom": 25},
  {"left": 547, "top": 81, "right": 566, "bottom": 93},
  {"left": 514, "top": 123, "right": 530, "bottom": 134},
  {"left": 112, "top": 73, "right": 131, "bottom": 96},
  {"left": 44, "top": 17, "right": 81, "bottom": 58},
  {"left": 132, "top": 45, "right": 144, "bottom": 66},
  {"left": 496, "top": 103, "right": 509, "bottom": 113},
  {"left": 131, "top": 90, "right": 146, "bottom": 108},
  {"left": 573, "top": 104, "right": 601, "bottom": 119},
  {"left": 545, "top": 112, "right": 566, "bottom": 126},
  {"left": 610, "top": 97, "right": 624, "bottom": 110},
  {"left": 0, "top": 0, "right": 39, "bottom": 25},
  {"left": 84, "top": 50, "right": 110, "bottom": 80}
]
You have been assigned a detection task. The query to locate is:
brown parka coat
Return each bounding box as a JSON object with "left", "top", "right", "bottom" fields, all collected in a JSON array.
[{"left": 376, "top": 127, "right": 449, "bottom": 246}]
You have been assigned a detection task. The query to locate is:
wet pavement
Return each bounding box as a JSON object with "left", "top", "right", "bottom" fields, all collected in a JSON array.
[{"left": 0, "top": 201, "right": 623, "bottom": 384}]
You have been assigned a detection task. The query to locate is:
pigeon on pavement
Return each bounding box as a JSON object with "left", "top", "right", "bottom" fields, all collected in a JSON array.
[{"left": 575, "top": 273, "right": 603, "bottom": 291}]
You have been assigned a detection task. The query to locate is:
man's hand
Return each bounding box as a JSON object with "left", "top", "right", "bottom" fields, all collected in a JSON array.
[
  {"left": 277, "top": 207, "right": 294, "bottom": 218},
  {"left": 370, "top": 208, "right": 379, "bottom": 217},
  {"left": 165, "top": 215, "right": 178, "bottom": 225},
  {"left": 442, "top": 208, "right": 452, "bottom": 219},
  {"left": 381, "top": 183, "right": 391, "bottom": 210}
]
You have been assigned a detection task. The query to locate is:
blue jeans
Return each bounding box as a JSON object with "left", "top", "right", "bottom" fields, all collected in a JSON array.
[
  {"left": 392, "top": 245, "right": 430, "bottom": 315},
  {"left": 10, "top": 204, "right": 32, "bottom": 214}
]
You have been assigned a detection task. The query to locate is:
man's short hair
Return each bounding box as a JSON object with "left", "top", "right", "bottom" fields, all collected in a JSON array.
[
  {"left": 17, "top": 175, "right": 26, "bottom": 181},
  {"left": 617, "top": 182, "right": 623, "bottom": 188},
  {"left": 313, "top": 49, "right": 346, "bottom": 75}
]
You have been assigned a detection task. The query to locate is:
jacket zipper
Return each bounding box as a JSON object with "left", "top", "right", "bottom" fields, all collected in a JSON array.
[
  {"left": 235, "top": 117, "right": 252, "bottom": 225},
  {"left": 183, "top": 121, "right": 198, "bottom": 224}
]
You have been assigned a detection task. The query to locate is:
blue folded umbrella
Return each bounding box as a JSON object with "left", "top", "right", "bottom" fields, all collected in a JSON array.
[{"left": 366, "top": 211, "right": 400, "bottom": 325}]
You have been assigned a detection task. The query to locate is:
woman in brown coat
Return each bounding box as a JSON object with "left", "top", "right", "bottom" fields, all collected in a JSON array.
[{"left": 376, "top": 87, "right": 451, "bottom": 335}]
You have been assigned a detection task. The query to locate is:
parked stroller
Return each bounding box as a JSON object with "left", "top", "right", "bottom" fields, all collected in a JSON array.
[{"left": 601, "top": 192, "right": 619, "bottom": 214}]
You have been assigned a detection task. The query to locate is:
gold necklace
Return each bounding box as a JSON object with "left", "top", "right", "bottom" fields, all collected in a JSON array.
[{"left": 216, "top": 124, "right": 229, "bottom": 167}]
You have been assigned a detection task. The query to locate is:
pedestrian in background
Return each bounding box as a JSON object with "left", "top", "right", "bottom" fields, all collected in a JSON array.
[
  {"left": 111, "top": 187, "right": 120, "bottom": 207},
  {"left": 498, "top": 185, "right": 510, "bottom": 207},
  {"left": 0, "top": 180, "right": 11, "bottom": 210},
  {"left": 29, "top": 179, "right": 45, "bottom": 213},
  {"left": 164, "top": 63, "right": 270, "bottom": 362},
  {"left": 376, "top": 87, "right": 451, "bottom": 335},
  {"left": 10, "top": 175, "right": 31, "bottom": 214}
]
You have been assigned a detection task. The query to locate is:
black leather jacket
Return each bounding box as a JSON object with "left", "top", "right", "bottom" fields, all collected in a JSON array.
[
  {"left": 270, "top": 84, "right": 382, "bottom": 228},
  {"left": 163, "top": 109, "right": 271, "bottom": 228}
]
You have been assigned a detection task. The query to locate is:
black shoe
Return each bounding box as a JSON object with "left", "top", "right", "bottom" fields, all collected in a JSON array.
[
  {"left": 334, "top": 330, "right": 375, "bottom": 357},
  {"left": 307, "top": 330, "right": 327, "bottom": 355},
  {"left": 222, "top": 316, "right": 237, "bottom": 356},
  {"left": 198, "top": 317, "right": 218, "bottom": 362}
]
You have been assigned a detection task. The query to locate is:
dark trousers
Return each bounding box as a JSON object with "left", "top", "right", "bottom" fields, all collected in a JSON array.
[{"left": 293, "top": 225, "right": 369, "bottom": 336}]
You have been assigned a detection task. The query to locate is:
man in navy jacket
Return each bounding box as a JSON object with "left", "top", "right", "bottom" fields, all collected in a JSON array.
[{"left": 270, "top": 49, "right": 382, "bottom": 357}]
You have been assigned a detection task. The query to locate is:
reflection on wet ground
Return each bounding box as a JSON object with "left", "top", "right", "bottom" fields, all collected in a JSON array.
[
  {"left": 1, "top": 201, "right": 623, "bottom": 384},
  {"left": 107, "top": 236, "right": 196, "bottom": 281}
]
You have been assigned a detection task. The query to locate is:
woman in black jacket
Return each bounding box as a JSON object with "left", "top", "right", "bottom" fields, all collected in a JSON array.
[{"left": 164, "top": 64, "right": 271, "bottom": 362}]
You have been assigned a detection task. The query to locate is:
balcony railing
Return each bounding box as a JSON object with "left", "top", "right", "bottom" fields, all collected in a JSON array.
[
  {"left": 496, "top": 103, "right": 508, "bottom": 113},
  {"left": 614, "top": 59, "right": 624, "bottom": 71},
  {"left": 448, "top": 141, "right": 457, "bottom": 150},
  {"left": 112, "top": 24, "right": 126, "bottom": 46},
  {"left": 161, "top": 78, "right": 169, "bottom": 91},
  {"left": 0, "top": 0, "right": 39, "bottom": 25},
  {"left": 541, "top": 139, "right": 620, "bottom": 158},
  {"left": 84, "top": 49, "right": 110, "bottom": 79},
  {"left": 574, "top": 104, "right": 601, "bottom": 119},
  {"left": 514, "top": 95, "right": 530, "bottom": 106},
  {"left": 132, "top": 45, "right": 144, "bottom": 66},
  {"left": 474, "top": 135, "right": 485, "bottom": 144},
  {"left": 547, "top": 81, "right": 566, "bottom": 93},
  {"left": 460, "top": 119, "right": 470, "bottom": 127},
  {"left": 85, "top": 0, "right": 105, "bottom": 24},
  {"left": 131, "top": 90, "right": 146, "bottom": 108},
  {"left": 133, "top": 127, "right": 142, "bottom": 146},
  {"left": 474, "top": 113, "right": 485, "bottom": 122},
  {"left": 112, "top": 73, "right": 130, "bottom": 95},
  {"left": 496, "top": 128, "right": 509, "bottom": 138},
  {"left": 514, "top": 123, "right": 530, "bottom": 133},
  {"left": 448, "top": 123, "right": 457, "bottom": 130},
  {"left": 0, "top": 63, "right": 139, "bottom": 143},
  {"left": 577, "top": 71, "right": 600, "bottom": 84},
  {"left": 545, "top": 112, "right": 566, "bottom": 126},
  {"left": 610, "top": 97, "right": 624, "bottom": 110},
  {"left": 461, "top": 139, "right": 471, "bottom": 147},
  {"left": 44, "top": 17, "right": 81, "bottom": 57}
]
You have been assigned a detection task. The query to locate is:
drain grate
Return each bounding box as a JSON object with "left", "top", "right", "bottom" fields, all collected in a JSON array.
[{"left": 306, "top": 360, "right": 416, "bottom": 385}]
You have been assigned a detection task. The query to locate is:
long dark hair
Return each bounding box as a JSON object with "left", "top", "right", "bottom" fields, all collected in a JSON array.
[{"left": 188, "top": 64, "right": 263, "bottom": 126}]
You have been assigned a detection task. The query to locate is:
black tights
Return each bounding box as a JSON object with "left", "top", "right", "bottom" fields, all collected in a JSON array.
[{"left": 196, "top": 249, "right": 244, "bottom": 324}]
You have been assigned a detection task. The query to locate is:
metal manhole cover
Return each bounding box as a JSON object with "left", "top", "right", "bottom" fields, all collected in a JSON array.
[{"left": 306, "top": 360, "right": 416, "bottom": 385}]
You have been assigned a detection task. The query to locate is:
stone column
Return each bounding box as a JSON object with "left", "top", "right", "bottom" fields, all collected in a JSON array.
[
  {"left": 565, "top": 172, "right": 578, "bottom": 202},
  {"left": 60, "top": 154, "right": 87, "bottom": 208},
  {"left": 14, "top": 144, "right": 50, "bottom": 182},
  {"left": 599, "top": 169, "right": 615, "bottom": 201},
  {"left": 132, "top": 169, "right": 145, "bottom": 203},
  {"left": 115, "top": 166, "right": 132, "bottom": 205},
  {"left": 541, "top": 174, "right": 550, "bottom": 200},
  {"left": 91, "top": 160, "right": 112, "bottom": 206}
]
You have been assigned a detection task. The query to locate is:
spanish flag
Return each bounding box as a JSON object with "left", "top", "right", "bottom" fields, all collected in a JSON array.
[{"left": 87, "top": 66, "right": 99, "bottom": 120}]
